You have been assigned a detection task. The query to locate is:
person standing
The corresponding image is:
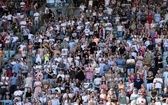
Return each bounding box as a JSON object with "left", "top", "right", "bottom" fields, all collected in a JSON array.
[
  {"left": 0, "top": 48, "right": 4, "bottom": 68},
  {"left": 33, "top": 78, "right": 42, "bottom": 101},
  {"left": 153, "top": 73, "right": 163, "bottom": 94},
  {"left": 134, "top": 74, "right": 144, "bottom": 90},
  {"left": 9, "top": 73, "right": 18, "bottom": 98}
]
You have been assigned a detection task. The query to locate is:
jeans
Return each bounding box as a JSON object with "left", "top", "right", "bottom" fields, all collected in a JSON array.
[
  {"left": 156, "top": 88, "right": 162, "bottom": 95},
  {"left": 117, "top": 31, "right": 123, "bottom": 37},
  {"left": 147, "top": 83, "right": 153, "bottom": 91},
  {"left": 126, "top": 68, "right": 134, "bottom": 76},
  {"left": 103, "top": 70, "right": 109, "bottom": 74},
  {"left": 164, "top": 47, "right": 168, "bottom": 51},
  {"left": 11, "top": 42, "right": 17, "bottom": 49},
  {"left": 10, "top": 85, "right": 17, "bottom": 94}
]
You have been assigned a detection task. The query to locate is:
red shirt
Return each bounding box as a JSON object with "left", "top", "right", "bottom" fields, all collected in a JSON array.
[{"left": 147, "top": 14, "right": 153, "bottom": 24}]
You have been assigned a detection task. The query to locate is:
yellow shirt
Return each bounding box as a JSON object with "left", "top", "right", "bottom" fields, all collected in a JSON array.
[{"left": 44, "top": 53, "right": 49, "bottom": 61}]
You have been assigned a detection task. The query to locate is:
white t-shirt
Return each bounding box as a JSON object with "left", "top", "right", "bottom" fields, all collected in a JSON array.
[
  {"left": 88, "top": 0, "right": 93, "bottom": 6},
  {"left": 107, "top": 7, "right": 113, "bottom": 15},
  {"left": 22, "top": 51, "right": 27, "bottom": 57},
  {"left": 33, "top": 12, "right": 40, "bottom": 20},
  {"left": 153, "top": 78, "right": 163, "bottom": 88},
  {"left": 95, "top": 67, "right": 101, "bottom": 74},
  {"left": 14, "top": 90, "right": 23, "bottom": 96},
  {"left": 164, "top": 39, "right": 168, "bottom": 47},
  {"left": 28, "top": 34, "right": 33, "bottom": 40},
  {"left": 20, "top": 2, "right": 25, "bottom": 7},
  {"left": 131, "top": 44, "right": 139, "bottom": 52},
  {"left": 136, "top": 97, "right": 146, "bottom": 105},
  {"left": 16, "top": 102, "right": 23, "bottom": 105},
  {"left": 77, "top": 25, "right": 82, "bottom": 30},
  {"left": 5, "top": 36, "right": 10, "bottom": 43},
  {"left": 94, "top": 77, "right": 102, "bottom": 85},
  {"left": 2, "top": 15, "right": 7, "bottom": 22},
  {"left": 57, "top": 74, "right": 65, "bottom": 79},
  {"left": 84, "top": 29, "right": 90, "bottom": 36},
  {"left": 155, "top": 102, "right": 162, "bottom": 105},
  {"left": 145, "top": 40, "right": 150, "bottom": 47},
  {"left": 155, "top": 38, "right": 162, "bottom": 44},
  {"left": 39, "top": 96, "right": 47, "bottom": 103},
  {"left": 54, "top": 57, "right": 62, "bottom": 62},
  {"left": 67, "top": 57, "right": 73, "bottom": 64},
  {"left": 117, "top": 25, "right": 123, "bottom": 31},
  {"left": 126, "top": 59, "right": 135, "bottom": 64},
  {"left": 105, "top": 0, "right": 110, "bottom": 6},
  {"left": 35, "top": 65, "right": 42, "bottom": 69},
  {"left": 79, "top": 5, "right": 86, "bottom": 11},
  {"left": 61, "top": 22, "right": 67, "bottom": 27},
  {"left": 63, "top": 93, "right": 74, "bottom": 99},
  {"left": 19, "top": 14, "right": 24, "bottom": 19},
  {"left": 55, "top": 87, "right": 61, "bottom": 93},
  {"left": 19, "top": 44, "right": 26, "bottom": 50},
  {"left": 82, "top": 95, "right": 89, "bottom": 103},
  {"left": 20, "top": 21, "right": 27, "bottom": 28},
  {"left": 7, "top": 14, "right": 12, "bottom": 20},
  {"left": 163, "top": 72, "right": 168, "bottom": 80},
  {"left": 12, "top": 36, "right": 18, "bottom": 42},
  {"left": 61, "top": 48, "right": 68, "bottom": 56},
  {"left": 51, "top": 99, "right": 60, "bottom": 105},
  {"left": 44, "top": 7, "right": 49, "bottom": 14}
]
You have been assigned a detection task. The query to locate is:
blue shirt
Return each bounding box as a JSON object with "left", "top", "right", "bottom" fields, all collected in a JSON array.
[
  {"left": 3, "top": 100, "right": 13, "bottom": 105},
  {"left": 10, "top": 76, "right": 18, "bottom": 85},
  {"left": 116, "top": 58, "right": 125, "bottom": 68},
  {"left": 154, "top": 13, "right": 161, "bottom": 23},
  {"left": 13, "top": 63, "right": 21, "bottom": 74},
  {"left": 69, "top": 41, "right": 75, "bottom": 49},
  {"left": 99, "top": 62, "right": 106, "bottom": 75}
]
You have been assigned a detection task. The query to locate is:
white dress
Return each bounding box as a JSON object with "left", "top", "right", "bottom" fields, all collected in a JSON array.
[
  {"left": 36, "top": 54, "right": 41, "bottom": 64},
  {"left": 25, "top": 77, "right": 33, "bottom": 89}
]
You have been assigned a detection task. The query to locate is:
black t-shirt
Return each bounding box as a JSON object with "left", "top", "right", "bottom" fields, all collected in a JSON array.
[
  {"left": 64, "top": 82, "right": 70, "bottom": 90},
  {"left": 155, "top": 57, "right": 159, "bottom": 68},
  {"left": 89, "top": 42, "right": 97, "bottom": 54},
  {"left": 34, "top": 42, "right": 40, "bottom": 49},
  {"left": 158, "top": 58, "right": 163, "bottom": 68},
  {"left": 70, "top": 68, "right": 76, "bottom": 79},
  {"left": 111, "top": 45, "right": 118, "bottom": 53},
  {"left": 48, "top": 71, "right": 53, "bottom": 78},
  {"left": 147, "top": 44, "right": 154, "bottom": 51},
  {"left": 26, "top": 92, "right": 32, "bottom": 98},
  {"left": 120, "top": 14, "right": 127, "bottom": 22},
  {"left": 82, "top": 50, "right": 88, "bottom": 58},
  {"left": 5, "top": 90, "right": 11, "bottom": 99},
  {"left": 134, "top": 78, "right": 144, "bottom": 90},
  {"left": 149, "top": 67, "right": 158, "bottom": 77},
  {"left": 0, "top": 84, "right": 7, "bottom": 95},
  {"left": 124, "top": 22, "right": 130, "bottom": 29},
  {"left": 147, "top": 75, "right": 154, "bottom": 83},
  {"left": 143, "top": 37, "right": 147, "bottom": 42},
  {"left": 119, "top": 47, "right": 126, "bottom": 55},
  {"left": 75, "top": 70, "right": 85, "bottom": 81},
  {"left": 141, "top": 13, "right": 147, "bottom": 21}
]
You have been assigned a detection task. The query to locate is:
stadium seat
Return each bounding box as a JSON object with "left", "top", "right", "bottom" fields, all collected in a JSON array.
[{"left": 10, "top": 50, "right": 15, "bottom": 58}]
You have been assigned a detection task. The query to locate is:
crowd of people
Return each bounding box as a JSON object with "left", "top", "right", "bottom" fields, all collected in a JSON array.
[{"left": 1, "top": 0, "right": 168, "bottom": 105}]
